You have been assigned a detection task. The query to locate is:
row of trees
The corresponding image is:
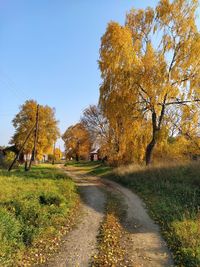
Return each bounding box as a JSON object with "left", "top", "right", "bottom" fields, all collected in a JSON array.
[
  {"left": 63, "top": 0, "right": 200, "bottom": 165},
  {"left": 12, "top": 1, "right": 199, "bottom": 166}
]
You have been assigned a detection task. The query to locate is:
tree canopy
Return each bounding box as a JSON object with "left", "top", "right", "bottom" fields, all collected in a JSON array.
[
  {"left": 10, "top": 100, "right": 60, "bottom": 160},
  {"left": 99, "top": 0, "right": 200, "bottom": 165},
  {"left": 62, "top": 123, "right": 91, "bottom": 161}
]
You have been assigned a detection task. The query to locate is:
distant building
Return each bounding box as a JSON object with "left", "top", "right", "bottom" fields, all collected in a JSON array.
[
  {"left": 24, "top": 153, "right": 32, "bottom": 162},
  {"left": 3, "top": 146, "right": 28, "bottom": 163},
  {"left": 3, "top": 145, "right": 18, "bottom": 154},
  {"left": 42, "top": 154, "right": 48, "bottom": 162},
  {"left": 0, "top": 146, "right": 5, "bottom": 161},
  {"left": 61, "top": 152, "right": 66, "bottom": 160},
  {"left": 90, "top": 147, "right": 100, "bottom": 161}
]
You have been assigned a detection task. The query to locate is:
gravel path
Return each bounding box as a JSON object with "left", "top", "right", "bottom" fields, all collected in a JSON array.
[
  {"left": 48, "top": 165, "right": 173, "bottom": 267},
  {"left": 103, "top": 179, "right": 174, "bottom": 267},
  {"left": 47, "top": 168, "right": 106, "bottom": 267}
]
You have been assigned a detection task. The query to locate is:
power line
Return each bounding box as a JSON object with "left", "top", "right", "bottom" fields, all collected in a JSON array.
[
  {"left": 0, "top": 114, "right": 15, "bottom": 116},
  {"left": 0, "top": 68, "right": 28, "bottom": 101},
  {"left": 8, "top": 122, "right": 36, "bottom": 171},
  {"left": 0, "top": 78, "right": 23, "bottom": 101},
  {"left": 0, "top": 114, "right": 14, "bottom": 118}
]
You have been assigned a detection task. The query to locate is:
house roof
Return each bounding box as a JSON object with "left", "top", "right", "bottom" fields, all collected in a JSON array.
[
  {"left": 90, "top": 148, "right": 100, "bottom": 154},
  {"left": 3, "top": 145, "right": 19, "bottom": 154}
]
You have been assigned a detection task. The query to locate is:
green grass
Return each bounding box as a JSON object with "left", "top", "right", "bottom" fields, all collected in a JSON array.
[
  {"left": 65, "top": 160, "right": 112, "bottom": 176},
  {"left": 65, "top": 160, "right": 101, "bottom": 167},
  {"left": 0, "top": 164, "right": 78, "bottom": 266},
  {"left": 70, "top": 161, "right": 200, "bottom": 267}
]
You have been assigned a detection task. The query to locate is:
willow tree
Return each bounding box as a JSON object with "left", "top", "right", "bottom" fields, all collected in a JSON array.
[{"left": 99, "top": 0, "right": 200, "bottom": 165}]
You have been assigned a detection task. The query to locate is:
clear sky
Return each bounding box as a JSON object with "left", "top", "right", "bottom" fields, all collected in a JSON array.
[{"left": 0, "top": 0, "right": 159, "bottom": 149}]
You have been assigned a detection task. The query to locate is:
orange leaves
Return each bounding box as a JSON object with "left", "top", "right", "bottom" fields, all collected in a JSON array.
[{"left": 62, "top": 123, "right": 91, "bottom": 160}]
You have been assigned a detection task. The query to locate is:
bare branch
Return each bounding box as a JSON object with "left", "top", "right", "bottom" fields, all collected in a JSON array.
[
  {"left": 164, "top": 99, "right": 200, "bottom": 106},
  {"left": 171, "top": 74, "right": 195, "bottom": 86}
]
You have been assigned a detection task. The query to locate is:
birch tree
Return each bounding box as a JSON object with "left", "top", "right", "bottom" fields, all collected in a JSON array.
[{"left": 99, "top": 0, "right": 200, "bottom": 164}]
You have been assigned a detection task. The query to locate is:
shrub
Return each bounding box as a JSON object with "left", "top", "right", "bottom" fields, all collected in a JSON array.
[
  {"left": 0, "top": 151, "right": 18, "bottom": 169},
  {"left": 39, "top": 192, "right": 64, "bottom": 206}
]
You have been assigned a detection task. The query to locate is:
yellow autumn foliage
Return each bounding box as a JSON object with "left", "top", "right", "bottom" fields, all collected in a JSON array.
[
  {"left": 99, "top": 0, "right": 200, "bottom": 165},
  {"left": 10, "top": 100, "right": 60, "bottom": 160}
]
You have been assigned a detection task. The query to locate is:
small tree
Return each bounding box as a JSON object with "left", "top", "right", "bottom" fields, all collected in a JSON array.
[{"left": 62, "top": 123, "right": 91, "bottom": 161}]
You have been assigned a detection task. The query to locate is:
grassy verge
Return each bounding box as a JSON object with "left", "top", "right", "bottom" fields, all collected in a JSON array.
[
  {"left": 105, "top": 163, "right": 200, "bottom": 267},
  {"left": 92, "top": 192, "right": 126, "bottom": 266},
  {"left": 69, "top": 161, "right": 200, "bottom": 267},
  {"left": 0, "top": 164, "right": 79, "bottom": 266}
]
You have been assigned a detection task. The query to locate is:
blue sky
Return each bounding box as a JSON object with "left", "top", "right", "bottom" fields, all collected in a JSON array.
[{"left": 0, "top": 0, "right": 159, "bottom": 149}]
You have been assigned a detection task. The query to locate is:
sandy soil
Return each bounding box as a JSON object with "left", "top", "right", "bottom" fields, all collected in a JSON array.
[{"left": 46, "top": 165, "right": 174, "bottom": 267}]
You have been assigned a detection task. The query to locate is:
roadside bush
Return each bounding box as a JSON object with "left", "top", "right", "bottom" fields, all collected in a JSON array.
[
  {"left": 0, "top": 151, "right": 18, "bottom": 169},
  {"left": 39, "top": 192, "right": 63, "bottom": 206}
]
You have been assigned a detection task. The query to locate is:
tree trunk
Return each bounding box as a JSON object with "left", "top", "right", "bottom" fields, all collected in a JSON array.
[
  {"left": 28, "top": 150, "right": 34, "bottom": 170},
  {"left": 145, "top": 111, "right": 157, "bottom": 166},
  {"left": 76, "top": 141, "right": 80, "bottom": 162},
  {"left": 24, "top": 160, "right": 29, "bottom": 171},
  {"left": 145, "top": 137, "right": 156, "bottom": 165},
  {"left": 145, "top": 101, "right": 166, "bottom": 165}
]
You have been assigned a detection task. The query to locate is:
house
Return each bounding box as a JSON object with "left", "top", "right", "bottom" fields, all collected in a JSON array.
[
  {"left": 61, "top": 152, "right": 66, "bottom": 160},
  {"left": 3, "top": 145, "right": 18, "bottom": 155},
  {"left": 42, "top": 154, "right": 48, "bottom": 162},
  {"left": 90, "top": 147, "right": 100, "bottom": 161}
]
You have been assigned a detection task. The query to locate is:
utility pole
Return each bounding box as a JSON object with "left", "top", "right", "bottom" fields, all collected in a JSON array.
[
  {"left": 33, "top": 104, "right": 39, "bottom": 162},
  {"left": 52, "top": 141, "right": 56, "bottom": 165},
  {"left": 76, "top": 140, "right": 80, "bottom": 162},
  {"left": 28, "top": 104, "right": 39, "bottom": 170},
  {"left": 8, "top": 122, "right": 36, "bottom": 171}
]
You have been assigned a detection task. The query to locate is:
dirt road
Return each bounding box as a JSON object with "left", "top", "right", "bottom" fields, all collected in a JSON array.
[{"left": 48, "top": 165, "right": 173, "bottom": 267}]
